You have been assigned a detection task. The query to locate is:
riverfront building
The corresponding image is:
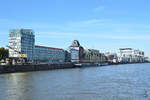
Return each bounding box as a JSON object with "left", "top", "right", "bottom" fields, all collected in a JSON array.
[
  {"left": 83, "top": 49, "right": 106, "bottom": 63},
  {"left": 8, "top": 29, "right": 146, "bottom": 65},
  {"left": 105, "top": 52, "right": 118, "bottom": 63},
  {"left": 65, "top": 50, "right": 71, "bottom": 62},
  {"left": 9, "top": 29, "right": 66, "bottom": 64},
  {"left": 144, "top": 57, "right": 150, "bottom": 62},
  {"left": 118, "top": 48, "right": 145, "bottom": 63},
  {"left": 69, "top": 40, "right": 107, "bottom": 63},
  {"left": 69, "top": 40, "right": 84, "bottom": 63},
  {"left": 83, "top": 49, "right": 101, "bottom": 63},
  {"left": 9, "top": 29, "right": 35, "bottom": 61},
  {"left": 34, "top": 45, "right": 65, "bottom": 63}
]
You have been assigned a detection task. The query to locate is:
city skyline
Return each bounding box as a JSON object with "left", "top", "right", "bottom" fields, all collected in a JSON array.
[{"left": 0, "top": 0, "right": 150, "bottom": 57}]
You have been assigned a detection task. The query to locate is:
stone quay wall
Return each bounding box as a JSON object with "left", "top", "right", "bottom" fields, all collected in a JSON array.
[{"left": 0, "top": 63, "right": 74, "bottom": 74}]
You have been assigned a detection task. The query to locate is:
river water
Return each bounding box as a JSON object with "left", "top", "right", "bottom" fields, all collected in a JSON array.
[{"left": 0, "top": 63, "right": 150, "bottom": 100}]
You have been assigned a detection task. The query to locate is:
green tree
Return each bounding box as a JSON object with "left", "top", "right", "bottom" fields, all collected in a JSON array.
[{"left": 0, "top": 47, "right": 8, "bottom": 61}]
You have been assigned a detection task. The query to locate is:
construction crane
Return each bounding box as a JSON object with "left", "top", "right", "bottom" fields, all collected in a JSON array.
[{"left": 6, "top": 45, "right": 27, "bottom": 65}]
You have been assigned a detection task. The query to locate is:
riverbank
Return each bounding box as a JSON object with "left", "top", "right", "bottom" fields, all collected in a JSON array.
[
  {"left": 0, "top": 63, "right": 74, "bottom": 74},
  {"left": 0, "top": 62, "right": 149, "bottom": 74},
  {"left": 1, "top": 63, "right": 150, "bottom": 100}
]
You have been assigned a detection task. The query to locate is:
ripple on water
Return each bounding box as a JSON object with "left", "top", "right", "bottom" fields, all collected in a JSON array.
[{"left": 0, "top": 63, "right": 150, "bottom": 100}]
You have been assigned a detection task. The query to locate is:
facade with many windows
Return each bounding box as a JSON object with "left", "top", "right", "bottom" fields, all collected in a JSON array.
[
  {"left": 118, "top": 48, "right": 145, "bottom": 63},
  {"left": 34, "top": 45, "right": 65, "bottom": 64},
  {"left": 69, "top": 40, "right": 107, "bottom": 63},
  {"left": 9, "top": 29, "right": 66, "bottom": 64},
  {"left": 105, "top": 52, "right": 118, "bottom": 63},
  {"left": 83, "top": 49, "right": 107, "bottom": 63},
  {"left": 9, "top": 29, "right": 35, "bottom": 61},
  {"left": 69, "top": 40, "right": 84, "bottom": 63}
]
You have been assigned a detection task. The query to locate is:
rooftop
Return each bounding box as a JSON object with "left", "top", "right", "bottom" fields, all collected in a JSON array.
[
  {"left": 35, "top": 45, "right": 64, "bottom": 51},
  {"left": 9, "top": 29, "right": 34, "bottom": 35},
  {"left": 70, "top": 40, "right": 80, "bottom": 47},
  {"left": 119, "top": 48, "right": 132, "bottom": 50}
]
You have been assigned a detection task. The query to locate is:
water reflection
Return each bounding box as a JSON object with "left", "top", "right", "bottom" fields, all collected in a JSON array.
[{"left": 1, "top": 73, "right": 36, "bottom": 100}]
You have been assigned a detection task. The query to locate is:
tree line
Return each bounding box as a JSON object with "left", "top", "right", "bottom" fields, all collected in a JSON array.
[{"left": 0, "top": 47, "right": 8, "bottom": 61}]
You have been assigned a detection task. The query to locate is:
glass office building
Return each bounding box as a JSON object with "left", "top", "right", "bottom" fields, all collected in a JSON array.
[
  {"left": 34, "top": 45, "right": 65, "bottom": 63},
  {"left": 9, "top": 29, "right": 66, "bottom": 64},
  {"left": 9, "top": 29, "right": 35, "bottom": 61}
]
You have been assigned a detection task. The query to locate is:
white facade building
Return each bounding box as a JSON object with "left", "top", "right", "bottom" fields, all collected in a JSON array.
[
  {"left": 70, "top": 47, "right": 80, "bottom": 62},
  {"left": 9, "top": 29, "right": 66, "bottom": 64},
  {"left": 144, "top": 57, "right": 150, "bottom": 62},
  {"left": 9, "top": 29, "right": 35, "bottom": 61},
  {"left": 118, "top": 48, "right": 144, "bottom": 63},
  {"left": 69, "top": 40, "right": 84, "bottom": 63},
  {"left": 34, "top": 45, "right": 65, "bottom": 64}
]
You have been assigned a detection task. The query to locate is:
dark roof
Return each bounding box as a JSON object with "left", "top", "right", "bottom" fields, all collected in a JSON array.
[
  {"left": 119, "top": 48, "right": 132, "bottom": 50},
  {"left": 70, "top": 40, "right": 80, "bottom": 47},
  {"left": 35, "top": 45, "right": 64, "bottom": 51}
]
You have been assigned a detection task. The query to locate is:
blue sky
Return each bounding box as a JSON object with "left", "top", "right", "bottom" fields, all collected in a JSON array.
[{"left": 0, "top": 0, "right": 150, "bottom": 57}]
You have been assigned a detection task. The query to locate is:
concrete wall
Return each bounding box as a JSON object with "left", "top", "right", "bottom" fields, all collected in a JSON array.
[{"left": 0, "top": 63, "right": 74, "bottom": 74}]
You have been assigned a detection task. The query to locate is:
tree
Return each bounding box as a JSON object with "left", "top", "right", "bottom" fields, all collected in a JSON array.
[{"left": 0, "top": 47, "right": 8, "bottom": 61}]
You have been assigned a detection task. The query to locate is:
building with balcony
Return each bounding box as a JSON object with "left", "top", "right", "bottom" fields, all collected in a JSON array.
[
  {"left": 9, "top": 29, "right": 66, "bottom": 64},
  {"left": 9, "top": 29, "right": 35, "bottom": 61},
  {"left": 118, "top": 48, "right": 144, "bottom": 63},
  {"left": 83, "top": 49, "right": 107, "bottom": 63},
  {"left": 83, "top": 49, "right": 101, "bottom": 63}
]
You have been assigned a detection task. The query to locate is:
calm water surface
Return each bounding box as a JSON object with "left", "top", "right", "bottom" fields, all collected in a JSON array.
[{"left": 0, "top": 63, "right": 150, "bottom": 100}]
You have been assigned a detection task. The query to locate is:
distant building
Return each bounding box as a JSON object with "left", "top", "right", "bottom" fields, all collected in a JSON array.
[
  {"left": 100, "top": 53, "right": 107, "bottom": 63},
  {"left": 69, "top": 40, "right": 84, "bottom": 63},
  {"left": 34, "top": 45, "right": 65, "bottom": 64},
  {"left": 69, "top": 40, "right": 107, "bottom": 63},
  {"left": 65, "top": 50, "right": 71, "bottom": 62},
  {"left": 9, "top": 29, "right": 66, "bottom": 64},
  {"left": 144, "top": 57, "right": 150, "bottom": 62},
  {"left": 83, "top": 49, "right": 102, "bottom": 63},
  {"left": 105, "top": 52, "right": 118, "bottom": 63},
  {"left": 79, "top": 49, "right": 107, "bottom": 63},
  {"left": 9, "top": 29, "right": 35, "bottom": 61},
  {"left": 118, "top": 48, "right": 144, "bottom": 63}
]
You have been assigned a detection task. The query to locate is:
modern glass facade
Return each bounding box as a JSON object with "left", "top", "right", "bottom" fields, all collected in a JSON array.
[
  {"left": 34, "top": 45, "right": 65, "bottom": 63},
  {"left": 9, "top": 29, "right": 66, "bottom": 63},
  {"left": 9, "top": 29, "right": 35, "bottom": 61}
]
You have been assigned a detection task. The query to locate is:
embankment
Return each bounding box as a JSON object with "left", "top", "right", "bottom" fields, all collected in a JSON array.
[{"left": 0, "top": 63, "right": 74, "bottom": 74}]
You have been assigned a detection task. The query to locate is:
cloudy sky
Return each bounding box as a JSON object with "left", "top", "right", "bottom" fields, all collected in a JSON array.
[{"left": 0, "top": 0, "right": 150, "bottom": 57}]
